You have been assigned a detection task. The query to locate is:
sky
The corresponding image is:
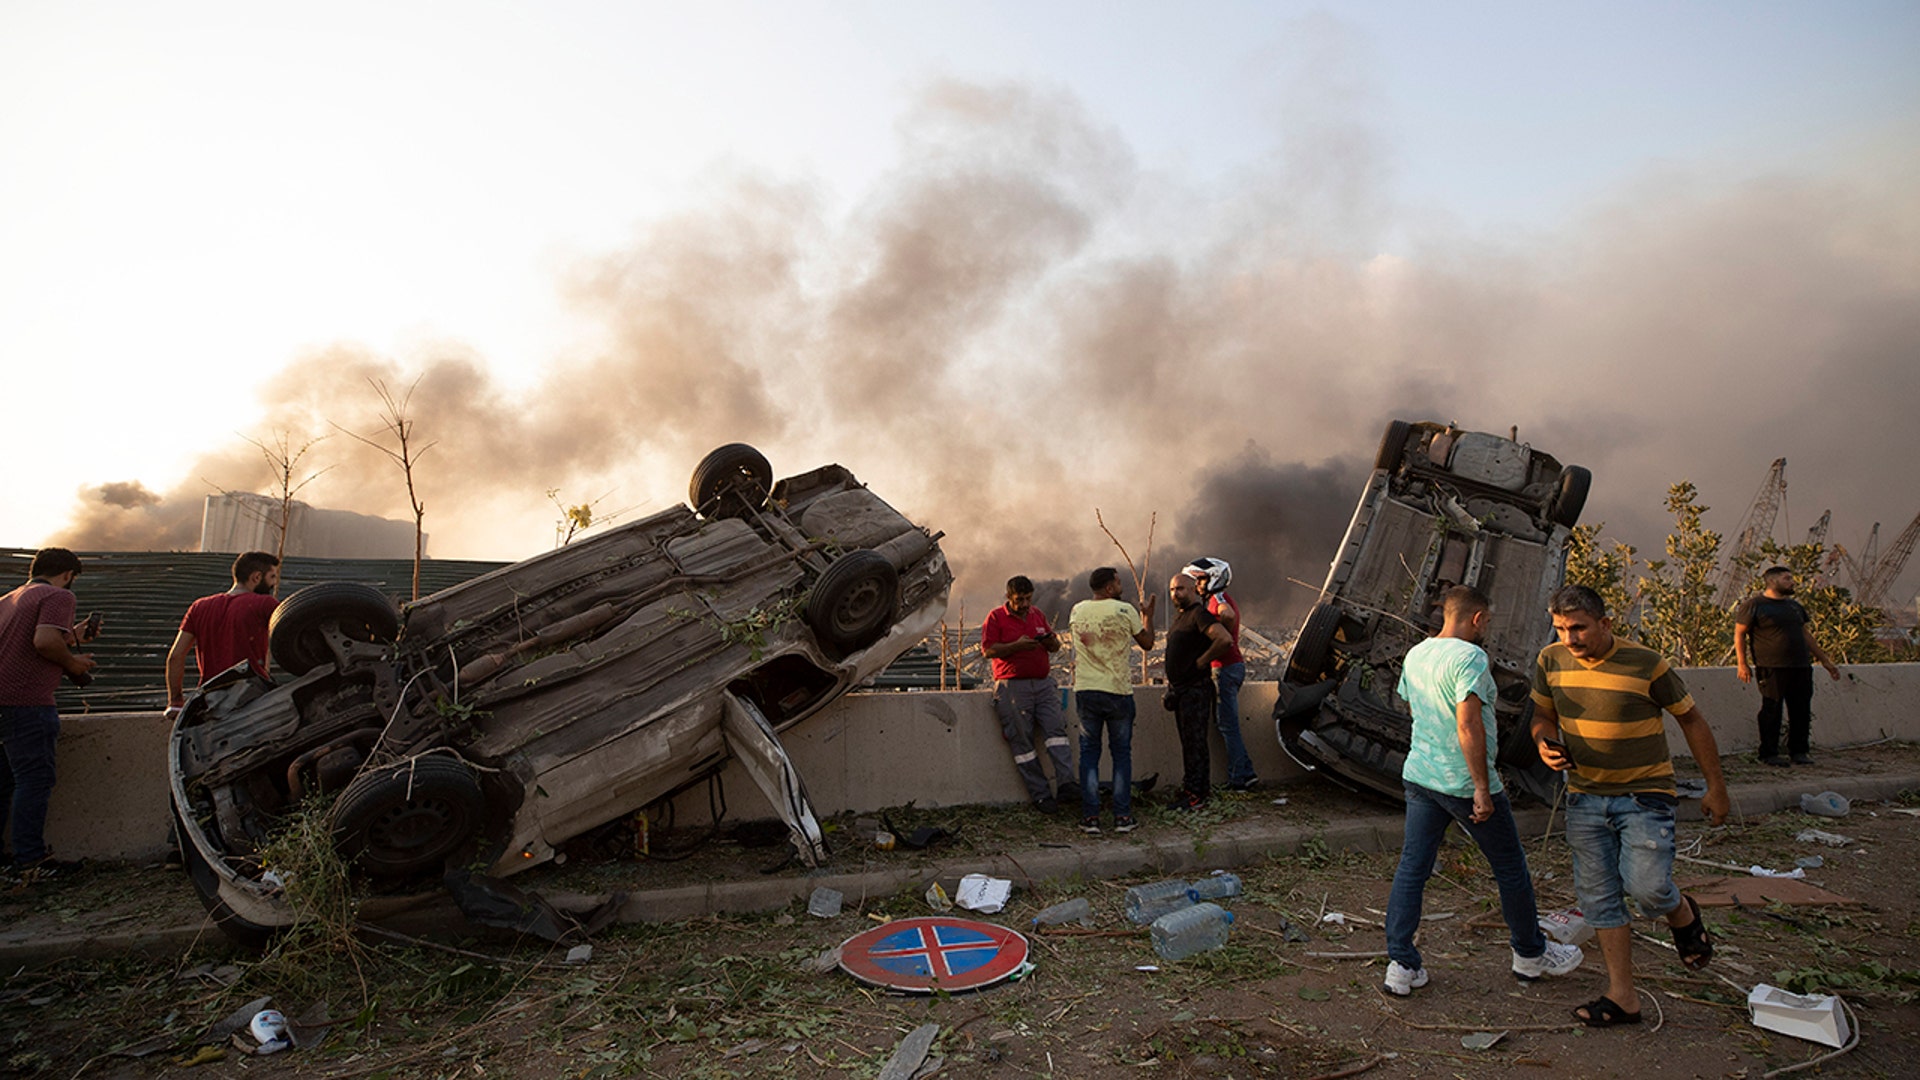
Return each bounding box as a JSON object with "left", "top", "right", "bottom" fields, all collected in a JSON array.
[{"left": 4, "top": 1, "right": 1918, "bottom": 624}]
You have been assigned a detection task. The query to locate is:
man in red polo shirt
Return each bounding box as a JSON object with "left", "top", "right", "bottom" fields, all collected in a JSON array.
[
  {"left": 164, "top": 551, "right": 282, "bottom": 717},
  {"left": 980, "top": 575, "right": 1076, "bottom": 813}
]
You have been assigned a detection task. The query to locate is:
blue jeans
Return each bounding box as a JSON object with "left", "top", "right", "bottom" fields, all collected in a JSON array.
[
  {"left": 1564, "top": 791, "right": 1680, "bottom": 928},
  {"left": 1212, "top": 661, "right": 1255, "bottom": 785},
  {"left": 1075, "top": 690, "right": 1135, "bottom": 818},
  {"left": 0, "top": 706, "right": 61, "bottom": 866},
  {"left": 1385, "top": 781, "right": 1547, "bottom": 970}
]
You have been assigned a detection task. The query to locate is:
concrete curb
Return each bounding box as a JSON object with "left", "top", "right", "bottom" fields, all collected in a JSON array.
[{"left": 6, "top": 772, "right": 1914, "bottom": 966}]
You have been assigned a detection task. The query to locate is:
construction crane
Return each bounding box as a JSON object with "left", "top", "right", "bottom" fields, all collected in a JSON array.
[
  {"left": 1829, "top": 522, "right": 1881, "bottom": 594},
  {"left": 1715, "top": 458, "right": 1788, "bottom": 601},
  {"left": 1806, "top": 510, "right": 1831, "bottom": 547},
  {"left": 1857, "top": 509, "right": 1920, "bottom": 612}
]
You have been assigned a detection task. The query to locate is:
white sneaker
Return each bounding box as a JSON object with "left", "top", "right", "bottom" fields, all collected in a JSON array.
[
  {"left": 1512, "top": 939, "right": 1585, "bottom": 980},
  {"left": 1382, "top": 960, "right": 1429, "bottom": 996}
]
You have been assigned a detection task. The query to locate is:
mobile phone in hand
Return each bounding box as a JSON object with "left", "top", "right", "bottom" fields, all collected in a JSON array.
[
  {"left": 1542, "top": 737, "right": 1574, "bottom": 766},
  {"left": 84, "top": 611, "right": 103, "bottom": 638}
]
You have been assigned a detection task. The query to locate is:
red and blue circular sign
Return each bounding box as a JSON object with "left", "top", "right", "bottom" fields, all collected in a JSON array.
[{"left": 838, "top": 916, "right": 1030, "bottom": 993}]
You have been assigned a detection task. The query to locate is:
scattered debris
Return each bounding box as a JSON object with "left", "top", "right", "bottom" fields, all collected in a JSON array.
[
  {"left": 1748, "top": 984, "right": 1851, "bottom": 1048},
  {"left": 248, "top": 1009, "right": 292, "bottom": 1055},
  {"left": 1539, "top": 907, "right": 1593, "bottom": 945},
  {"left": 1462, "top": 1030, "right": 1509, "bottom": 1051},
  {"left": 1685, "top": 875, "right": 1859, "bottom": 908},
  {"left": 722, "top": 1038, "right": 769, "bottom": 1059},
  {"left": 1748, "top": 865, "right": 1806, "bottom": 879},
  {"left": 1795, "top": 856, "right": 1824, "bottom": 870},
  {"left": 924, "top": 882, "right": 952, "bottom": 911},
  {"left": 807, "top": 886, "right": 844, "bottom": 918},
  {"left": 877, "top": 1023, "right": 940, "bottom": 1080},
  {"left": 805, "top": 945, "right": 843, "bottom": 974},
  {"left": 1796, "top": 828, "right": 1853, "bottom": 846},
  {"left": 955, "top": 874, "right": 1011, "bottom": 914},
  {"left": 564, "top": 944, "right": 593, "bottom": 965},
  {"left": 1800, "top": 791, "right": 1851, "bottom": 818}
]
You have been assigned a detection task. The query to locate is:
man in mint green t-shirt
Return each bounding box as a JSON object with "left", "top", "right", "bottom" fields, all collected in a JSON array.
[{"left": 1380, "top": 586, "right": 1583, "bottom": 996}]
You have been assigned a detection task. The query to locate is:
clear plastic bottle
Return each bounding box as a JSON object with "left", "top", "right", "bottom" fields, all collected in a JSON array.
[
  {"left": 1125, "top": 879, "right": 1194, "bottom": 924},
  {"left": 1186, "top": 872, "right": 1243, "bottom": 902},
  {"left": 1031, "top": 897, "right": 1093, "bottom": 927},
  {"left": 1151, "top": 902, "right": 1235, "bottom": 961}
]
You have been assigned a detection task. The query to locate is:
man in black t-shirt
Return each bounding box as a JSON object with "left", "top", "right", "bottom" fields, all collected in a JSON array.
[
  {"left": 1733, "top": 567, "right": 1841, "bottom": 766},
  {"left": 1163, "top": 573, "right": 1233, "bottom": 809}
]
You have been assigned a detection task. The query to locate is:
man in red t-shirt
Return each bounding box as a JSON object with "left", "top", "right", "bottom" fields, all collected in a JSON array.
[
  {"left": 980, "top": 575, "right": 1076, "bottom": 813},
  {"left": 164, "top": 551, "right": 282, "bottom": 717},
  {"left": 1, "top": 548, "right": 99, "bottom": 878}
]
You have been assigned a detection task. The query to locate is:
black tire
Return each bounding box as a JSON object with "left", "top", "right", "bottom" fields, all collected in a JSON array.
[
  {"left": 806, "top": 550, "right": 899, "bottom": 653},
  {"left": 1550, "top": 466, "right": 1592, "bottom": 528},
  {"left": 174, "top": 804, "right": 277, "bottom": 950},
  {"left": 330, "top": 756, "right": 486, "bottom": 881},
  {"left": 1285, "top": 602, "right": 1342, "bottom": 685},
  {"left": 1374, "top": 420, "right": 1413, "bottom": 471},
  {"left": 689, "top": 443, "right": 773, "bottom": 516},
  {"left": 268, "top": 582, "right": 401, "bottom": 676}
]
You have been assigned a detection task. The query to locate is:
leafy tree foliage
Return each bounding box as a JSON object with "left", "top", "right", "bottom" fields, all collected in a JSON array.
[{"left": 1566, "top": 480, "right": 1894, "bottom": 665}]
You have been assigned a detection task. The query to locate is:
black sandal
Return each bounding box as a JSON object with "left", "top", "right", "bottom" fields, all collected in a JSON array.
[
  {"left": 1573, "top": 995, "right": 1643, "bottom": 1027},
  {"left": 1670, "top": 894, "right": 1714, "bottom": 970}
]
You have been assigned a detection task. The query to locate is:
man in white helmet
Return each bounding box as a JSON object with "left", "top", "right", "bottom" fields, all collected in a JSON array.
[{"left": 1184, "top": 557, "right": 1258, "bottom": 791}]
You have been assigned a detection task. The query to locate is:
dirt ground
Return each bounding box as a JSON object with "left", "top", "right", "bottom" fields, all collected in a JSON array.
[{"left": 4, "top": 745, "right": 1918, "bottom": 1079}]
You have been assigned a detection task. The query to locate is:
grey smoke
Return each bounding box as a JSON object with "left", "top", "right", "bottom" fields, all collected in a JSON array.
[{"left": 54, "top": 67, "right": 1920, "bottom": 622}]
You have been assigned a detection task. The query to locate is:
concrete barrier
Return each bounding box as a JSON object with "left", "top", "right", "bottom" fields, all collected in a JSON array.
[{"left": 35, "top": 664, "right": 1920, "bottom": 862}]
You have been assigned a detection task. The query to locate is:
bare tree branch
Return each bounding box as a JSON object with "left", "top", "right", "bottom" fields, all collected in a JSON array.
[{"left": 334, "top": 376, "right": 435, "bottom": 599}]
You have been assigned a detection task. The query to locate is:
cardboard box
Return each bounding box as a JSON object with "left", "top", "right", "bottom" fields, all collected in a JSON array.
[{"left": 1747, "top": 984, "right": 1851, "bottom": 1048}]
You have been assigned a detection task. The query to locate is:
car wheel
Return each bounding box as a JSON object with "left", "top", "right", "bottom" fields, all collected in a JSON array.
[
  {"left": 1549, "top": 466, "right": 1592, "bottom": 528},
  {"left": 1285, "top": 602, "right": 1342, "bottom": 685},
  {"left": 1374, "top": 420, "right": 1413, "bottom": 471},
  {"left": 331, "top": 756, "right": 486, "bottom": 881},
  {"left": 174, "top": 804, "right": 278, "bottom": 949},
  {"left": 268, "top": 582, "right": 401, "bottom": 676},
  {"left": 689, "top": 443, "right": 773, "bottom": 516},
  {"left": 806, "top": 550, "right": 899, "bottom": 653}
]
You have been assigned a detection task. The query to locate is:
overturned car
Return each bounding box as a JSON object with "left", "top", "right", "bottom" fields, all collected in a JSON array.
[
  {"left": 1274, "top": 420, "right": 1590, "bottom": 802},
  {"left": 170, "top": 445, "right": 950, "bottom": 942}
]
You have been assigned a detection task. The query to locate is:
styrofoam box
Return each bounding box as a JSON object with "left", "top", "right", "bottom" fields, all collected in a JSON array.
[{"left": 1747, "top": 984, "right": 1850, "bottom": 1048}]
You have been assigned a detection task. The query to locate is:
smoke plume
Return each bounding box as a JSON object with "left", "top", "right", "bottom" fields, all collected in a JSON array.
[{"left": 56, "top": 62, "right": 1920, "bottom": 627}]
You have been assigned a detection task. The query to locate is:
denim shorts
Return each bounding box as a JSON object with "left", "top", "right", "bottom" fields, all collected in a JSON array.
[{"left": 1563, "top": 790, "right": 1681, "bottom": 928}]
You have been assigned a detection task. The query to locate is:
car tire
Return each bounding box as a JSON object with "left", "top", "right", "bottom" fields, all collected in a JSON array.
[
  {"left": 330, "top": 756, "right": 486, "bottom": 881},
  {"left": 1549, "top": 466, "right": 1592, "bottom": 528},
  {"left": 175, "top": 804, "right": 278, "bottom": 950},
  {"left": 268, "top": 582, "right": 401, "bottom": 676},
  {"left": 806, "top": 550, "right": 899, "bottom": 653},
  {"left": 689, "top": 443, "right": 773, "bottom": 516},
  {"left": 1285, "top": 602, "right": 1342, "bottom": 685},
  {"left": 1374, "top": 420, "right": 1414, "bottom": 471}
]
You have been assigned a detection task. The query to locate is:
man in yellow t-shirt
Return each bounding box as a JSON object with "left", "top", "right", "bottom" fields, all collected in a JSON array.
[{"left": 1067, "top": 567, "right": 1156, "bottom": 834}]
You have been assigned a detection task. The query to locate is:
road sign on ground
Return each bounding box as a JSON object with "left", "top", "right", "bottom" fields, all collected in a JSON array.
[{"left": 837, "top": 916, "right": 1029, "bottom": 993}]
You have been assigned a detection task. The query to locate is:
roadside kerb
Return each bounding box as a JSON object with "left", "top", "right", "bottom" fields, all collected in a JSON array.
[{"left": 5, "top": 772, "right": 1913, "bottom": 967}]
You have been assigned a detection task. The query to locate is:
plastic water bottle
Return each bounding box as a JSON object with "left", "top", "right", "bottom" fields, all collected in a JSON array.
[
  {"left": 1125, "top": 879, "right": 1194, "bottom": 924},
  {"left": 1151, "top": 902, "right": 1235, "bottom": 961},
  {"left": 1032, "top": 897, "right": 1093, "bottom": 927},
  {"left": 1187, "top": 872, "right": 1242, "bottom": 902}
]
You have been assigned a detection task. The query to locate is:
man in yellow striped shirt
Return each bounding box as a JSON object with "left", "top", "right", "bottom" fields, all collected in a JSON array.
[{"left": 1530, "top": 585, "right": 1729, "bottom": 1028}]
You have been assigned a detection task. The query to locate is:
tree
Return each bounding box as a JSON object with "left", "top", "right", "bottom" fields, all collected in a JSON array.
[
  {"left": 339, "top": 378, "right": 435, "bottom": 600},
  {"left": 1633, "top": 482, "right": 1729, "bottom": 666},
  {"left": 242, "top": 429, "right": 331, "bottom": 561},
  {"left": 1573, "top": 481, "right": 1900, "bottom": 667},
  {"left": 1565, "top": 523, "right": 1640, "bottom": 641}
]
